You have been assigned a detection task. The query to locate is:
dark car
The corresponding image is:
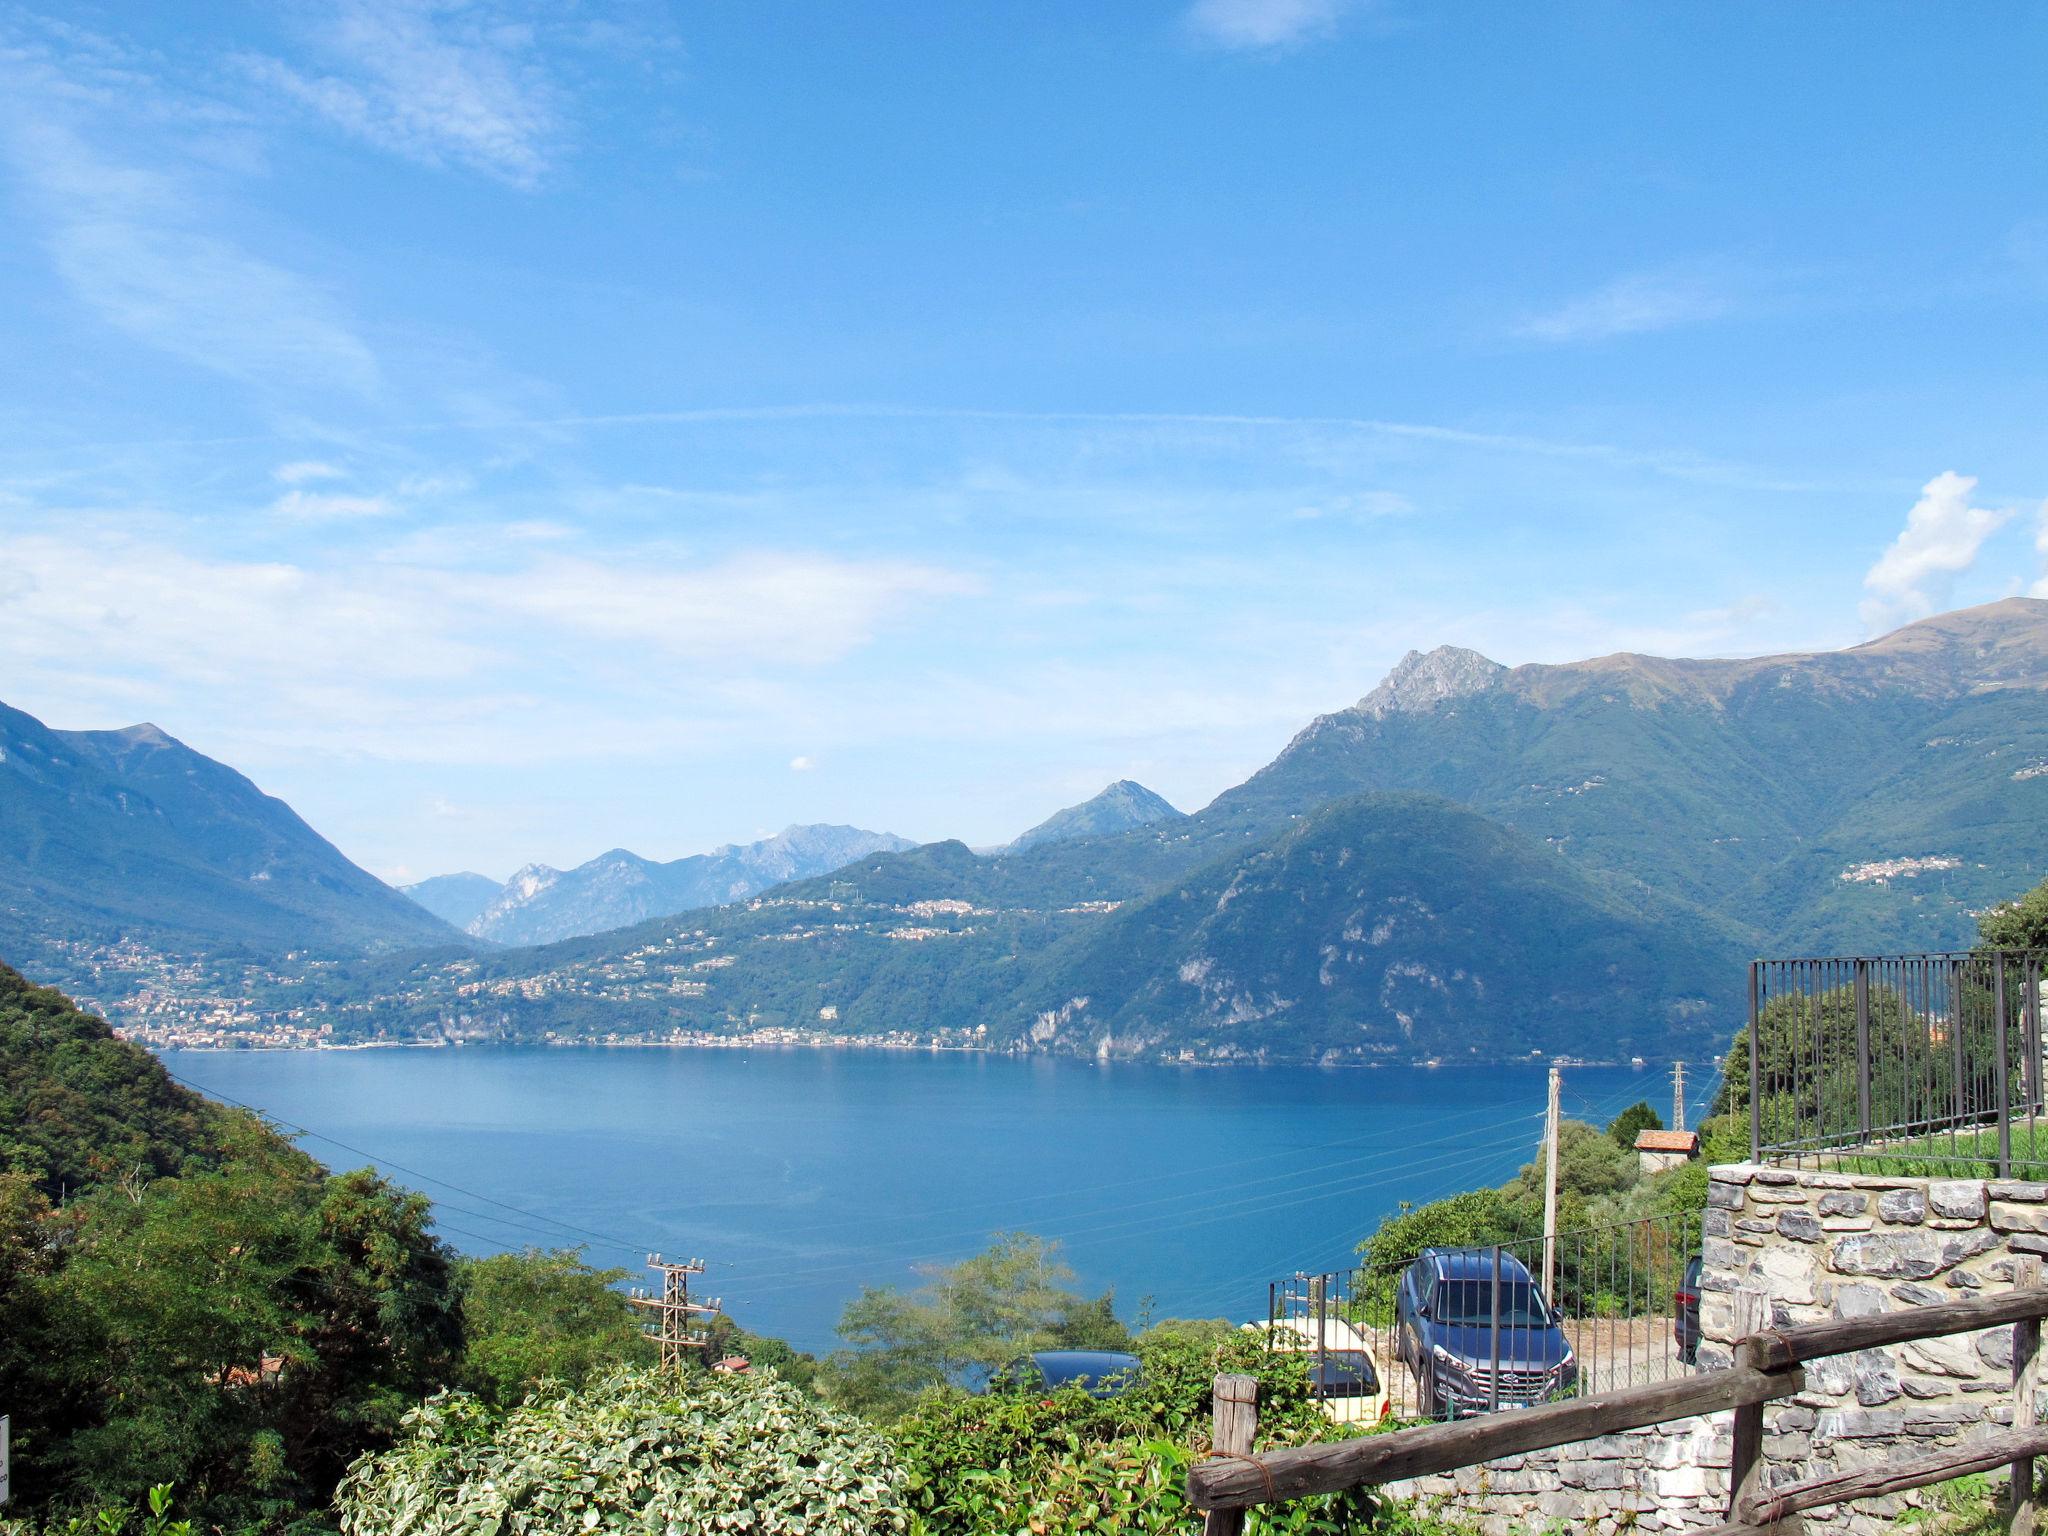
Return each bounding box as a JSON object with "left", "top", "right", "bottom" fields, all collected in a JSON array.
[
  {"left": 1394, "top": 1247, "right": 1576, "bottom": 1416},
  {"left": 1675, "top": 1255, "right": 1703, "bottom": 1365},
  {"left": 987, "top": 1349, "right": 1143, "bottom": 1399}
]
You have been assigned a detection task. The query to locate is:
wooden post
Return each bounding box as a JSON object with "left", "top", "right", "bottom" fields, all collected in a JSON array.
[
  {"left": 1729, "top": 1290, "right": 1771, "bottom": 1523},
  {"left": 1205, "top": 1373, "right": 1259, "bottom": 1536},
  {"left": 2015, "top": 1257, "right": 2042, "bottom": 1536}
]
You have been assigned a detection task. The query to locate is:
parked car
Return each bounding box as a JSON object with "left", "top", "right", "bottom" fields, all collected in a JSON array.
[
  {"left": 1675, "top": 1255, "right": 1703, "bottom": 1365},
  {"left": 1394, "top": 1247, "right": 1576, "bottom": 1416},
  {"left": 986, "top": 1349, "right": 1143, "bottom": 1398},
  {"left": 1242, "top": 1317, "right": 1392, "bottom": 1424}
]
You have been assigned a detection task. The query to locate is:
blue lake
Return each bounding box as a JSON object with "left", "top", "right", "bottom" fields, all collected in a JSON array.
[{"left": 161, "top": 1046, "right": 1715, "bottom": 1355}]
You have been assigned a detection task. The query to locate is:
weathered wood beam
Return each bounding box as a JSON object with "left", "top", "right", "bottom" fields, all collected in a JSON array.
[
  {"left": 1740, "top": 1287, "right": 2048, "bottom": 1371},
  {"left": 1686, "top": 1425, "right": 2048, "bottom": 1536},
  {"left": 1186, "top": 1361, "right": 1803, "bottom": 1510}
]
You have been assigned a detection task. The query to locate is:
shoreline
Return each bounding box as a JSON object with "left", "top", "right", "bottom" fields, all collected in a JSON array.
[{"left": 143, "top": 1032, "right": 1641, "bottom": 1071}]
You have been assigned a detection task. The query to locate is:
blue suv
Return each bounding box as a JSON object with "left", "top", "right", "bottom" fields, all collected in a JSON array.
[{"left": 1394, "top": 1247, "right": 1576, "bottom": 1416}]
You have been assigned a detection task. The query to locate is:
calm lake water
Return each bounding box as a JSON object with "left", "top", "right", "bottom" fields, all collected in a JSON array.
[{"left": 161, "top": 1046, "right": 1713, "bottom": 1354}]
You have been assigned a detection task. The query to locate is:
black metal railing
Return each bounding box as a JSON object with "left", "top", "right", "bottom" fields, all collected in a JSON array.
[
  {"left": 1268, "top": 1210, "right": 1704, "bottom": 1421},
  {"left": 1749, "top": 951, "right": 2048, "bottom": 1177}
]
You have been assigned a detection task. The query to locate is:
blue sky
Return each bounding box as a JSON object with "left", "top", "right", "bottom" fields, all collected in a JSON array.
[{"left": 1, "top": 1, "right": 2044, "bottom": 882}]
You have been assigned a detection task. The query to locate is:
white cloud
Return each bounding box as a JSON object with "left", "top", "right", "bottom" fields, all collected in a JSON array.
[
  {"left": 2033, "top": 504, "right": 2048, "bottom": 599},
  {"left": 269, "top": 488, "right": 399, "bottom": 521},
  {"left": 0, "top": 526, "right": 978, "bottom": 761},
  {"left": 275, "top": 460, "right": 346, "bottom": 484},
  {"left": 1861, "top": 471, "right": 2013, "bottom": 630},
  {"left": 1291, "top": 490, "right": 1413, "bottom": 521},
  {"left": 1185, "top": 0, "right": 1355, "bottom": 51},
  {"left": 789, "top": 755, "right": 817, "bottom": 772},
  {"left": 1516, "top": 263, "right": 1744, "bottom": 344},
  {"left": 0, "top": 103, "right": 378, "bottom": 394},
  {"left": 242, "top": 1, "right": 560, "bottom": 186}
]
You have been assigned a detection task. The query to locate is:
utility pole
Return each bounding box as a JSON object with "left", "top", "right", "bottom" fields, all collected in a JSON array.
[
  {"left": 1542, "top": 1065, "right": 1561, "bottom": 1301},
  {"left": 1673, "top": 1060, "right": 1688, "bottom": 1135},
  {"left": 630, "top": 1254, "right": 721, "bottom": 1369}
]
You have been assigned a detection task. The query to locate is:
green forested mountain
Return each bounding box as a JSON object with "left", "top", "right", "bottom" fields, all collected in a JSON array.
[
  {"left": 0, "top": 962, "right": 255, "bottom": 1198},
  {"left": 1005, "top": 779, "right": 1183, "bottom": 851},
  {"left": 295, "top": 792, "right": 1737, "bottom": 1062},
  {"left": 0, "top": 701, "right": 460, "bottom": 975},
  {"left": 1212, "top": 597, "right": 2048, "bottom": 953}
]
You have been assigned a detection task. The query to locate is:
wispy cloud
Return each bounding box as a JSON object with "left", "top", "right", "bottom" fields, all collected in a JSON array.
[
  {"left": 1515, "top": 261, "right": 1749, "bottom": 344},
  {"left": 1184, "top": 0, "right": 1357, "bottom": 51},
  {"left": 270, "top": 487, "right": 398, "bottom": 521},
  {"left": 275, "top": 460, "right": 347, "bottom": 484},
  {"left": 1861, "top": 471, "right": 2013, "bottom": 630},
  {"left": 0, "top": 35, "right": 379, "bottom": 395},
  {"left": 2, "top": 121, "right": 379, "bottom": 393},
  {"left": 241, "top": 0, "right": 560, "bottom": 186}
]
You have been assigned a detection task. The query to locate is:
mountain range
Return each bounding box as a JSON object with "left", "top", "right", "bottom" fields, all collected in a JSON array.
[
  {"left": 6, "top": 599, "right": 2046, "bottom": 1063},
  {"left": 416, "top": 826, "right": 919, "bottom": 947}
]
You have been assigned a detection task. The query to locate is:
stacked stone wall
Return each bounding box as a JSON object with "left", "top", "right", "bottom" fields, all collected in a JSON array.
[{"left": 1388, "top": 1163, "right": 2041, "bottom": 1536}]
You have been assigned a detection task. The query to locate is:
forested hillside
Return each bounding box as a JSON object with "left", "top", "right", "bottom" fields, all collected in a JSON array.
[{"left": 0, "top": 968, "right": 649, "bottom": 1529}]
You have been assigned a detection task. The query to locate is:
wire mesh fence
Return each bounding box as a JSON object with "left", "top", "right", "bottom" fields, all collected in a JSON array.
[
  {"left": 1266, "top": 1209, "right": 1704, "bottom": 1422},
  {"left": 1749, "top": 952, "right": 2048, "bottom": 1176}
]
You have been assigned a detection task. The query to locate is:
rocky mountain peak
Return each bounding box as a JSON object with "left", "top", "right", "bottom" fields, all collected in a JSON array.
[{"left": 1356, "top": 645, "right": 1506, "bottom": 719}]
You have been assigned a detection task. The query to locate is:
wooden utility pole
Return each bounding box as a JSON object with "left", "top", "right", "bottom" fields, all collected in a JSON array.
[
  {"left": 1542, "top": 1066, "right": 1561, "bottom": 1301},
  {"left": 1673, "top": 1060, "right": 1688, "bottom": 1134},
  {"left": 630, "top": 1253, "right": 720, "bottom": 1369}
]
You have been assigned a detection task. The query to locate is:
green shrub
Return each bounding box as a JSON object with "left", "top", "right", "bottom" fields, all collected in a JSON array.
[
  {"left": 887, "top": 1324, "right": 1387, "bottom": 1536},
  {"left": 335, "top": 1367, "right": 907, "bottom": 1536}
]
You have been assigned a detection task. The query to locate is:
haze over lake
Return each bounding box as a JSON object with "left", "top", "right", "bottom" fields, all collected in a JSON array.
[{"left": 163, "top": 1046, "right": 1713, "bottom": 1353}]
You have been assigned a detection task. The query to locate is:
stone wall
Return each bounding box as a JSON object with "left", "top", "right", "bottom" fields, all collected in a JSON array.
[
  {"left": 1388, "top": 1414, "right": 1732, "bottom": 1535},
  {"left": 1387, "top": 1163, "right": 2041, "bottom": 1536},
  {"left": 1697, "top": 1162, "right": 2043, "bottom": 1536}
]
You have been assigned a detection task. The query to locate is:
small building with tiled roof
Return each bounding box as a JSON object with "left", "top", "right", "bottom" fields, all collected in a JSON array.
[{"left": 1634, "top": 1127, "right": 1700, "bottom": 1175}]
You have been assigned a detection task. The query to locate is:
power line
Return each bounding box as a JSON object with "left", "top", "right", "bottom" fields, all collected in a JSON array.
[{"left": 164, "top": 1069, "right": 667, "bottom": 1256}]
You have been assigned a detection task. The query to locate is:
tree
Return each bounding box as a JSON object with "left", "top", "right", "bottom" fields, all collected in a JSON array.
[
  {"left": 1506, "top": 1119, "right": 1638, "bottom": 1204},
  {"left": 824, "top": 1234, "right": 1114, "bottom": 1418},
  {"left": 455, "top": 1248, "right": 643, "bottom": 1408},
  {"left": 1980, "top": 875, "right": 2048, "bottom": 950},
  {"left": 1606, "top": 1101, "right": 1663, "bottom": 1148}
]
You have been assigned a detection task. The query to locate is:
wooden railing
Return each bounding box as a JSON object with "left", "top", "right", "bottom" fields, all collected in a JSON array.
[{"left": 1190, "top": 1263, "right": 2048, "bottom": 1536}]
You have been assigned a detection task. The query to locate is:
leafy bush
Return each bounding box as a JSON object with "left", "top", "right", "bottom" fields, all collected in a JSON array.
[
  {"left": 888, "top": 1325, "right": 1388, "bottom": 1536},
  {"left": 0, "top": 1484, "right": 194, "bottom": 1536},
  {"left": 335, "top": 1367, "right": 908, "bottom": 1536}
]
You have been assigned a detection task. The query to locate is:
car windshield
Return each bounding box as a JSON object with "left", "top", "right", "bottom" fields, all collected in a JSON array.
[
  {"left": 1308, "top": 1351, "right": 1380, "bottom": 1396},
  {"left": 1433, "top": 1278, "right": 1552, "bottom": 1328}
]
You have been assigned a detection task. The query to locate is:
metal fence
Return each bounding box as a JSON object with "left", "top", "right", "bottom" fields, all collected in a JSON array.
[
  {"left": 1267, "top": 1210, "right": 1703, "bottom": 1422},
  {"left": 1750, "top": 952, "right": 2048, "bottom": 1176}
]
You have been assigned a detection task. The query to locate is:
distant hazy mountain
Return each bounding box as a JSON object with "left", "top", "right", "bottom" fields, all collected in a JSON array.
[
  {"left": 399, "top": 872, "right": 502, "bottom": 930},
  {"left": 1007, "top": 780, "right": 1182, "bottom": 852},
  {"left": 0, "top": 701, "right": 459, "bottom": 974},
  {"left": 462, "top": 824, "right": 917, "bottom": 945}
]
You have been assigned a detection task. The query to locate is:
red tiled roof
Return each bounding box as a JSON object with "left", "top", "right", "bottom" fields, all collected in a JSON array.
[{"left": 1635, "top": 1129, "right": 1700, "bottom": 1153}]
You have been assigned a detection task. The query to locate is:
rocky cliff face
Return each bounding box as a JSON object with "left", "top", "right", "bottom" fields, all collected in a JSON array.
[{"left": 1355, "top": 646, "right": 1508, "bottom": 718}]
